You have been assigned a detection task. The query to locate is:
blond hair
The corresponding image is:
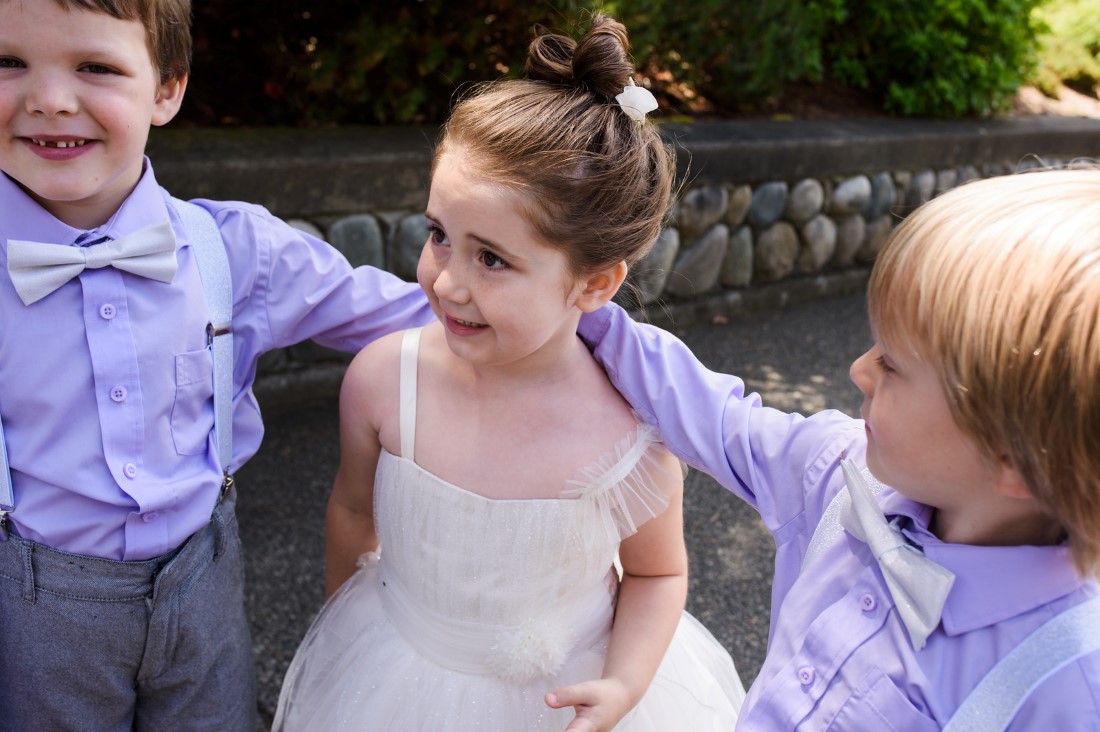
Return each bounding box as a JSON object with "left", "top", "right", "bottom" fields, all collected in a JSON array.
[
  {"left": 44, "top": 0, "right": 191, "bottom": 82},
  {"left": 433, "top": 14, "right": 675, "bottom": 276},
  {"left": 868, "top": 168, "right": 1100, "bottom": 575}
]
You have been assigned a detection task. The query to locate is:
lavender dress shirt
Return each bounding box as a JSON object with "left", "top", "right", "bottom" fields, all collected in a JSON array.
[
  {"left": 580, "top": 304, "right": 1100, "bottom": 731},
  {"left": 0, "top": 161, "right": 433, "bottom": 561}
]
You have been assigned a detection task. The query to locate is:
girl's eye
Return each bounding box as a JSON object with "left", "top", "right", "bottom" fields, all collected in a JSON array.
[
  {"left": 875, "top": 355, "right": 895, "bottom": 374},
  {"left": 478, "top": 250, "right": 508, "bottom": 270},
  {"left": 426, "top": 224, "right": 447, "bottom": 246},
  {"left": 0, "top": 57, "right": 25, "bottom": 69}
]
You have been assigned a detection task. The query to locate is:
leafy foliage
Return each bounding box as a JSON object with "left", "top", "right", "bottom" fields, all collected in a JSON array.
[
  {"left": 181, "top": 1, "right": 1047, "bottom": 127},
  {"left": 1036, "top": 0, "right": 1100, "bottom": 52},
  {"left": 825, "top": 0, "right": 1045, "bottom": 117},
  {"left": 1033, "top": 0, "right": 1100, "bottom": 94},
  {"left": 188, "top": 1, "right": 588, "bottom": 126},
  {"left": 610, "top": 0, "right": 846, "bottom": 112},
  {"left": 280, "top": 1, "right": 589, "bottom": 126}
]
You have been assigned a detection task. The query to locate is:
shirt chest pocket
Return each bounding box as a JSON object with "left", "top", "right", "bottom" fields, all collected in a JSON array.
[
  {"left": 171, "top": 348, "right": 215, "bottom": 456},
  {"left": 826, "top": 667, "right": 940, "bottom": 732}
]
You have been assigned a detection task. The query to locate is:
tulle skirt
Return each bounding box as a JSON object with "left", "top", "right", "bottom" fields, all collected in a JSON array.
[{"left": 274, "top": 563, "right": 743, "bottom": 731}]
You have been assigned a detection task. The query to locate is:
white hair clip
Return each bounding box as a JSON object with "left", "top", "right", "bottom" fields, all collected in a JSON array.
[{"left": 615, "top": 77, "right": 658, "bottom": 123}]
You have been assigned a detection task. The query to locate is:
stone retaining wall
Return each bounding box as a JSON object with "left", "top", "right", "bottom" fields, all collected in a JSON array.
[{"left": 147, "top": 117, "right": 1100, "bottom": 387}]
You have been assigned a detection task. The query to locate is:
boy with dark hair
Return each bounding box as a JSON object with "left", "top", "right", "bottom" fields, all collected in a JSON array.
[{"left": 0, "top": 1, "right": 431, "bottom": 728}]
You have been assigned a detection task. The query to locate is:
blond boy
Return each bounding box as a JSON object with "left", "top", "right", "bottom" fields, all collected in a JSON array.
[{"left": 583, "top": 169, "right": 1100, "bottom": 729}]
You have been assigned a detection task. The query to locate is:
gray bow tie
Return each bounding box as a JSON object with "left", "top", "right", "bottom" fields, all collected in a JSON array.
[
  {"left": 7, "top": 221, "right": 178, "bottom": 305},
  {"left": 840, "top": 459, "right": 956, "bottom": 650}
]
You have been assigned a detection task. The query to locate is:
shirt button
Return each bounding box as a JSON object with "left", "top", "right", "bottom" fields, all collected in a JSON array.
[
  {"left": 99, "top": 303, "right": 117, "bottom": 320},
  {"left": 110, "top": 385, "right": 128, "bottom": 403},
  {"left": 860, "top": 593, "right": 878, "bottom": 612},
  {"left": 798, "top": 666, "right": 816, "bottom": 686},
  {"left": 123, "top": 463, "right": 138, "bottom": 479},
  {"left": 143, "top": 511, "right": 159, "bottom": 523}
]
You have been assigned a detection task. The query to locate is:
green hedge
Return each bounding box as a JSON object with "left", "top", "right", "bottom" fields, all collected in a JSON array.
[
  {"left": 181, "top": 1, "right": 1044, "bottom": 127},
  {"left": 609, "top": 0, "right": 845, "bottom": 112},
  {"left": 186, "top": 1, "right": 586, "bottom": 127},
  {"left": 827, "top": 0, "right": 1045, "bottom": 117}
]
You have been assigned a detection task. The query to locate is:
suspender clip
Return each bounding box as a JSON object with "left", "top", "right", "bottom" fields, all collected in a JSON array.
[
  {"left": 206, "top": 321, "right": 232, "bottom": 347},
  {"left": 219, "top": 473, "right": 235, "bottom": 504}
]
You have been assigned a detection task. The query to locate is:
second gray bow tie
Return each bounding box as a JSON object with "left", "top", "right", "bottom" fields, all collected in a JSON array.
[
  {"left": 840, "top": 459, "right": 956, "bottom": 651},
  {"left": 7, "top": 221, "right": 178, "bottom": 305}
]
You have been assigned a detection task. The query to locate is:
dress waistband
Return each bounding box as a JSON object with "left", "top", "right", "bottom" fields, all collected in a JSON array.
[{"left": 377, "top": 558, "right": 614, "bottom": 684}]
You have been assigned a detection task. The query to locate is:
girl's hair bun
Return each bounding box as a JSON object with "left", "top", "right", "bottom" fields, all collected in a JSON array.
[
  {"left": 437, "top": 12, "right": 675, "bottom": 276},
  {"left": 524, "top": 14, "right": 635, "bottom": 101}
]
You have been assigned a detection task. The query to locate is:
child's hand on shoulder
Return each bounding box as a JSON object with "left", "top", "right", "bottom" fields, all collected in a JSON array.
[{"left": 546, "top": 677, "right": 632, "bottom": 732}]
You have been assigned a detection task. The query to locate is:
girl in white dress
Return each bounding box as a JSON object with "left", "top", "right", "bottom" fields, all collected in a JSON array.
[{"left": 274, "top": 15, "right": 744, "bottom": 731}]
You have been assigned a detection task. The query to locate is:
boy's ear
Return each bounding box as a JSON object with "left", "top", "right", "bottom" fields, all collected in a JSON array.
[
  {"left": 574, "top": 261, "right": 628, "bottom": 313},
  {"left": 994, "top": 454, "right": 1032, "bottom": 500},
  {"left": 152, "top": 74, "right": 189, "bottom": 127}
]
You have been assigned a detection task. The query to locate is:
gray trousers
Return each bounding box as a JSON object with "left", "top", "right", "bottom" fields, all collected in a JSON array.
[{"left": 0, "top": 492, "right": 256, "bottom": 731}]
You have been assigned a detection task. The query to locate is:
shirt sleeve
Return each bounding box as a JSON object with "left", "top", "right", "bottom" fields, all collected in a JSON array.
[
  {"left": 188, "top": 199, "right": 435, "bottom": 470},
  {"left": 579, "top": 303, "right": 860, "bottom": 533},
  {"left": 195, "top": 199, "right": 434, "bottom": 357}
]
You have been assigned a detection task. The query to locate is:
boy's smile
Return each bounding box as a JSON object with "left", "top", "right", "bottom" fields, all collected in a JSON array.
[
  {"left": 0, "top": 1, "right": 185, "bottom": 229},
  {"left": 23, "top": 136, "right": 92, "bottom": 163}
]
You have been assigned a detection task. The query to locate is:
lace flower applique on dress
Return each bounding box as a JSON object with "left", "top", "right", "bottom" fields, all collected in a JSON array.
[{"left": 562, "top": 422, "right": 677, "bottom": 545}]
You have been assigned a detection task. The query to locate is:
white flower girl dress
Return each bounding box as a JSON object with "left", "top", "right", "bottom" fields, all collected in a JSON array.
[{"left": 274, "top": 328, "right": 744, "bottom": 730}]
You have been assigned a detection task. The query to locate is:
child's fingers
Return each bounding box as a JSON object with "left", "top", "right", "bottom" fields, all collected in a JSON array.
[
  {"left": 545, "top": 682, "right": 596, "bottom": 710},
  {"left": 563, "top": 717, "right": 598, "bottom": 732},
  {"left": 547, "top": 683, "right": 603, "bottom": 732}
]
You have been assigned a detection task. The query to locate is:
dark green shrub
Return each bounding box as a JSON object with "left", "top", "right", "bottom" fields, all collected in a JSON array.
[
  {"left": 181, "top": 1, "right": 1047, "bottom": 126},
  {"left": 825, "top": 0, "right": 1045, "bottom": 117},
  {"left": 186, "top": 1, "right": 592, "bottom": 127},
  {"left": 279, "top": 1, "right": 591, "bottom": 126},
  {"left": 184, "top": 1, "right": 848, "bottom": 125},
  {"left": 612, "top": 0, "right": 845, "bottom": 112}
]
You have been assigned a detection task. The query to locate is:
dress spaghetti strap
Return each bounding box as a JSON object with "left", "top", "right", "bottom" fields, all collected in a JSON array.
[{"left": 398, "top": 328, "right": 423, "bottom": 462}]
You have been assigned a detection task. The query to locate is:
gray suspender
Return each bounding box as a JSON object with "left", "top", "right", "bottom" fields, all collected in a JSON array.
[
  {"left": 943, "top": 594, "right": 1100, "bottom": 731},
  {"left": 172, "top": 199, "right": 234, "bottom": 486},
  {"left": 0, "top": 407, "right": 12, "bottom": 533},
  {"left": 0, "top": 200, "right": 233, "bottom": 537}
]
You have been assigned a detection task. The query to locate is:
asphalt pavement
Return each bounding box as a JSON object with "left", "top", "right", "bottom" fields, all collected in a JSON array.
[{"left": 236, "top": 290, "right": 873, "bottom": 726}]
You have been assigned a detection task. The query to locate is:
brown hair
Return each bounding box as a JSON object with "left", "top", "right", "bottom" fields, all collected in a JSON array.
[
  {"left": 868, "top": 168, "right": 1100, "bottom": 575},
  {"left": 47, "top": 0, "right": 191, "bottom": 82},
  {"left": 433, "top": 14, "right": 676, "bottom": 275}
]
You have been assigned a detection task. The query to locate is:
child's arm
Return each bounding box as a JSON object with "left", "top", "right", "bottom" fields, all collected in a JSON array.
[
  {"left": 323, "top": 342, "right": 391, "bottom": 596},
  {"left": 578, "top": 305, "right": 754, "bottom": 491},
  {"left": 204, "top": 201, "right": 434, "bottom": 360},
  {"left": 545, "top": 448, "right": 688, "bottom": 732},
  {"left": 578, "top": 304, "right": 854, "bottom": 516}
]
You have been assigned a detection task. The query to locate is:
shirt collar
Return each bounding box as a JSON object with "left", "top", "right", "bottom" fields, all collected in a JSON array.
[
  {"left": 879, "top": 489, "right": 1088, "bottom": 634},
  {"left": 0, "top": 158, "right": 170, "bottom": 247},
  {"left": 0, "top": 172, "right": 81, "bottom": 246}
]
